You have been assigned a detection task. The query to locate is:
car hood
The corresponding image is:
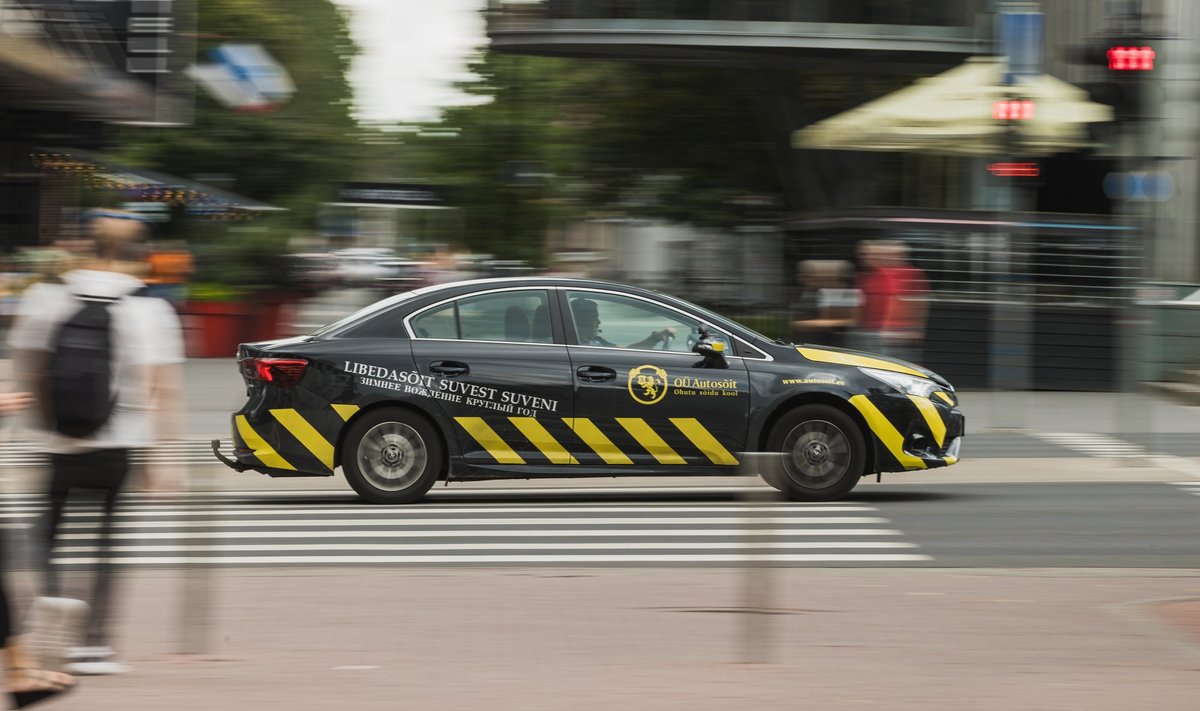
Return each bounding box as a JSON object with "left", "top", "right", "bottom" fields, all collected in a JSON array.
[{"left": 794, "top": 345, "right": 953, "bottom": 390}]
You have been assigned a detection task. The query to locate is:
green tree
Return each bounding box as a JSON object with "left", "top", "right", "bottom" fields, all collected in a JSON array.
[
  {"left": 120, "top": 0, "right": 360, "bottom": 221},
  {"left": 397, "top": 50, "right": 784, "bottom": 262}
]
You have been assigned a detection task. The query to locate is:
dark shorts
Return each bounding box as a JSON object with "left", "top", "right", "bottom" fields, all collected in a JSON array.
[{"left": 49, "top": 449, "right": 133, "bottom": 492}]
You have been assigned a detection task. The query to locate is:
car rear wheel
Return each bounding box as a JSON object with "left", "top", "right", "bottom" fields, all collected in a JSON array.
[
  {"left": 341, "top": 407, "right": 443, "bottom": 504},
  {"left": 765, "top": 404, "right": 865, "bottom": 502}
]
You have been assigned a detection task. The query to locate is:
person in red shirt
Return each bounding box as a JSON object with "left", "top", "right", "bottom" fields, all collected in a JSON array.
[{"left": 853, "top": 240, "right": 929, "bottom": 363}]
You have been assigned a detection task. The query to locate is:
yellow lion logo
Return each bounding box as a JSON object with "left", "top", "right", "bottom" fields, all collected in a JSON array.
[{"left": 627, "top": 365, "right": 668, "bottom": 405}]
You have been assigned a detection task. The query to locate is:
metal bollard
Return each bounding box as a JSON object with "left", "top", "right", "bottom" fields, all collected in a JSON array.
[
  {"left": 179, "top": 442, "right": 215, "bottom": 655},
  {"left": 736, "top": 452, "right": 785, "bottom": 665}
]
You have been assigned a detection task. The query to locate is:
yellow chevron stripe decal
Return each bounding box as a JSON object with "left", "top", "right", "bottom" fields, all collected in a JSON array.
[
  {"left": 933, "top": 391, "right": 955, "bottom": 406},
  {"left": 235, "top": 415, "right": 295, "bottom": 471},
  {"left": 670, "top": 418, "right": 738, "bottom": 465},
  {"left": 907, "top": 395, "right": 947, "bottom": 448},
  {"left": 617, "top": 417, "right": 686, "bottom": 465},
  {"left": 798, "top": 347, "right": 926, "bottom": 378},
  {"left": 848, "top": 395, "right": 926, "bottom": 470},
  {"left": 565, "top": 418, "right": 633, "bottom": 465},
  {"left": 270, "top": 409, "right": 335, "bottom": 470},
  {"left": 331, "top": 403, "right": 360, "bottom": 421},
  {"left": 510, "top": 417, "right": 578, "bottom": 464},
  {"left": 455, "top": 417, "right": 525, "bottom": 464}
]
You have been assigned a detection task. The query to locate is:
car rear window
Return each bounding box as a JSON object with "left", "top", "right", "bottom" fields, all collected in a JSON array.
[{"left": 410, "top": 289, "right": 552, "bottom": 343}]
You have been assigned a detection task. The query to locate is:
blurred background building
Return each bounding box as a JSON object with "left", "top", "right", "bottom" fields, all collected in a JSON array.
[
  {"left": 5, "top": 0, "right": 1200, "bottom": 395},
  {"left": 487, "top": 0, "right": 1199, "bottom": 392},
  {"left": 0, "top": 0, "right": 196, "bottom": 250}
]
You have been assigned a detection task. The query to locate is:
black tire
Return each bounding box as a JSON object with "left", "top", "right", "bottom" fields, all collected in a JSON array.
[
  {"left": 764, "top": 404, "right": 866, "bottom": 502},
  {"left": 340, "top": 407, "right": 443, "bottom": 504}
]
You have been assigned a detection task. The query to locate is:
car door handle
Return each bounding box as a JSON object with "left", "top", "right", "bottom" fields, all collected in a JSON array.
[
  {"left": 429, "top": 361, "right": 469, "bottom": 377},
  {"left": 576, "top": 366, "right": 616, "bottom": 383}
]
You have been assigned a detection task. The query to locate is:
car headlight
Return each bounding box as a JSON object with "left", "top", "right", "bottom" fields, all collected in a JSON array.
[{"left": 858, "top": 367, "right": 939, "bottom": 398}]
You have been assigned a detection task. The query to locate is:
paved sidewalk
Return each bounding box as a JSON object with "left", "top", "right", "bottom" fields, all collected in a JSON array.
[{"left": 26, "top": 567, "right": 1200, "bottom": 711}]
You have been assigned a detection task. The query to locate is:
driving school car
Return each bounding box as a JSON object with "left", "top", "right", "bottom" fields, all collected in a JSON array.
[{"left": 213, "top": 277, "right": 963, "bottom": 504}]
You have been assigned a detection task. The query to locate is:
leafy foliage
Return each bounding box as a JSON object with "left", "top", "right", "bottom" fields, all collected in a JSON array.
[
  {"left": 398, "top": 50, "right": 783, "bottom": 262},
  {"left": 119, "top": 0, "right": 360, "bottom": 221}
]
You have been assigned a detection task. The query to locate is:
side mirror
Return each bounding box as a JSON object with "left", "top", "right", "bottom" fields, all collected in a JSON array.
[{"left": 692, "top": 325, "right": 729, "bottom": 369}]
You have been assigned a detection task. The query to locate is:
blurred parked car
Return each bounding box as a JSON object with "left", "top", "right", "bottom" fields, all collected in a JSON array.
[
  {"left": 377, "top": 259, "right": 433, "bottom": 292},
  {"left": 330, "top": 248, "right": 399, "bottom": 287}
]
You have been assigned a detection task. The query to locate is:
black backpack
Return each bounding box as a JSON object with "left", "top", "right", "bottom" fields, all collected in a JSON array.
[{"left": 45, "top": 295, "right": 119, "bottom": 438}]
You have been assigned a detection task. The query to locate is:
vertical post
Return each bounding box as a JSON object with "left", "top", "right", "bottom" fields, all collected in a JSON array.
[
  {"left": 989, "top": 3, "right": 1042, "bottom": 428},
  {"left": 737, "top": 452, "right": 781, "bottom": 665},
  {"left": 1110, "top": 1, "right": 1154, "bottom": 462},
  {"left": 179, "top": 445, "right": 214, "bottom": 655}
]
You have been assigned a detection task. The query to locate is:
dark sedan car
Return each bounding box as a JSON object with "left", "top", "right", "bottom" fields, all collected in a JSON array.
[{"left": 214, "top": 277, "right": 963, "bottom": 503}]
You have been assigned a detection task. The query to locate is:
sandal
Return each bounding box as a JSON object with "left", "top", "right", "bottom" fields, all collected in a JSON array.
[{"left": 7, "top": 667, "right": 76, "bottom": 709}]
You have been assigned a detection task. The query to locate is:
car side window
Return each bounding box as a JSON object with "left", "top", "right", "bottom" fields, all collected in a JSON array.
[
  {"left": 566, "top": 290, "right": 721, "bottom": 352},
  {"left": 411, "top": 290, "right": 552, "bottom": 343},
  {"left": 336, "top": 305, "right": 415, "bottom": 339},
  {"left": 410, "top": 302, "right": 458, "bottom": 339}
]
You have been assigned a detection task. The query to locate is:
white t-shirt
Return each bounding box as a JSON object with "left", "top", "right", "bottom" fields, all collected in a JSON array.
[{"left": 7, "top": 269, "right": 185, "bottom": 453}]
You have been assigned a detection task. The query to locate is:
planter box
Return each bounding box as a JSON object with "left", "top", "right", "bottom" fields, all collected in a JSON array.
[{"left": 182, "top": 301, "right": 250, "bottom": 359}]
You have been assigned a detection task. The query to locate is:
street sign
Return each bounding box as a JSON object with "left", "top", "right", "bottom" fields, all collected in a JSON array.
[{"left": 1001, "top": 8, "right": 1044, "bottom": 82}]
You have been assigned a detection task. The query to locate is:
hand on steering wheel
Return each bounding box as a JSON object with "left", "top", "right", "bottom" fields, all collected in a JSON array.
[{"left": 657, "top": 326, "right": 677, "bottom": 350}]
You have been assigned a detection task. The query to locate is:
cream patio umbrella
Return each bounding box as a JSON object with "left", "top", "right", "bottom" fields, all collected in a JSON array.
[{"left": 792, "top": 57, "right": 1113, "bottom": 156}]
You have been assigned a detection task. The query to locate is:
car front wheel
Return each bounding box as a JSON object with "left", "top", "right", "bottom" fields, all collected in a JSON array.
[
  {"left": 765, "top": 404, "right": 865, "bottom": 502},
  {"left": 341, "top": 407, "right": 443, "bottom": 504}
]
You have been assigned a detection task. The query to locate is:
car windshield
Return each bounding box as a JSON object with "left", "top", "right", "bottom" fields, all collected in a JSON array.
[
  {"left": 655, "top": 292, "right": 776, "bottom": 344},
  {"left": 309, "top": 290, "right": 421, "bottom": 337}
]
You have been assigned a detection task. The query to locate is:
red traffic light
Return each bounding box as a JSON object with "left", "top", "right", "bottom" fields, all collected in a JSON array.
[
  {"left": 988, "top": 162, "right": 1039, "bottom": 177},
  {"left": 992, "top": 100, "right": 1036, "bottom": 120},
  {"left": 1108, "top": 46, "right": 1155, "bottom": 71}
]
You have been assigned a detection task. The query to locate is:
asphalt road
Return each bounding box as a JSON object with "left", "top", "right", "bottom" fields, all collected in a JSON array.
[{"left": 853, "top": 481, "right": 1200, "bottom": 567}]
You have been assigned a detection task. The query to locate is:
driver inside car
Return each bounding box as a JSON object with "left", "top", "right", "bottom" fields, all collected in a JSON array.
[{"left": 571, "top": 298, "right": 678, "bottom": 349}]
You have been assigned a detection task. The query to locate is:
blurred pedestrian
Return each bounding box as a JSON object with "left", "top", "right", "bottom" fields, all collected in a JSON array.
[
  {"left": 881, "top": 240, "right": 930, "bottom": 363},
  {"left": 7, "top": 210, "right": 185, "bottom": 675},
  {"left": 790, "top": 259, "right": 859, "bottom": 347},
  {"left": 852, "top": 240, "right": 929, "bottom": 363},
  {"left": 0, "top": 390, "right": 78, "bottom": 708},
  {"left": 143, "top": 241, "right": 194, "bottom": 308}
]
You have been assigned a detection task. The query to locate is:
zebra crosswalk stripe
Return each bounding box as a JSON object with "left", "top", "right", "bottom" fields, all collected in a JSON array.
[
  {"left": 1031, "top": 433, "right": 1146, "bottom": 457},
  {"left": 0, "top": 489, "right": 931, "bottom": 567}
]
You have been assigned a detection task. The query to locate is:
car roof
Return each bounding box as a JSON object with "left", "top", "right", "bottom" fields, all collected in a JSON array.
[
  {"left": 313, "top": 276, "right": 761, "bottom": 342},
  {"left": 409, "top": 276, "right": 663, "bottom": 297}
]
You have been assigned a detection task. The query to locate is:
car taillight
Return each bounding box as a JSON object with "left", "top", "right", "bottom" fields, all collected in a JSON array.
[{"left": 240, "top": 358, "right": 308, "bottom": 388}]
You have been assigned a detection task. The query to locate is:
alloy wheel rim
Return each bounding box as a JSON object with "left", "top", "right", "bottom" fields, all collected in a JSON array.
[
  {"left": 357, "top": 422, "right": 427, "bottom": 492},
  {"left": 781, "top": 419, "right": 851, "bottom": 489}
]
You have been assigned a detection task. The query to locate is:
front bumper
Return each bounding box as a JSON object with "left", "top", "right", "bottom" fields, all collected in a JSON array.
[{"left": 849, "top": 392, "right": 965, "bottom": 472}]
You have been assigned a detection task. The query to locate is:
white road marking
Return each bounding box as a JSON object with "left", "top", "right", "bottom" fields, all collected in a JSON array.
[
  {"left": 0, "top": 486, "right": 781, "bottom": 500},
  {"left": 51, "top": 553, "right": 933, "bottom": 565},
  {"left": 1033, "top": 433, "right": 1147, "bottom": 457},
  {"left": 57, "top": 516, "right": 891, "bottom": 529},
  {"left": 55, "top": 541, "right": 921, "bottom": 553},
  {"left": 0, "top": 505, "right": 874, "bottom": 517},
  {"left": 10, "top": 485, "right": 930, "bottom": 566},
  {"left": 55, "top": 528, "right": 904, "bottom": 540}
]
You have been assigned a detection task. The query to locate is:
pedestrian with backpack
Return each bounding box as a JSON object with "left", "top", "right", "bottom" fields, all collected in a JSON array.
[{"left": 7, "top": 210, "right": 185, "bottom": 675}]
